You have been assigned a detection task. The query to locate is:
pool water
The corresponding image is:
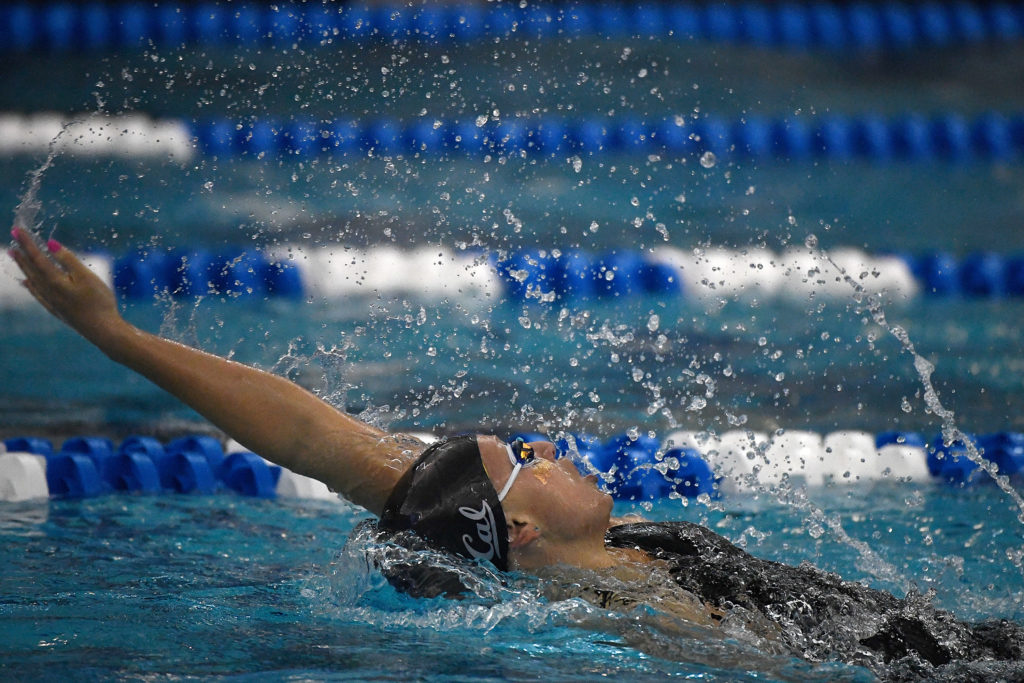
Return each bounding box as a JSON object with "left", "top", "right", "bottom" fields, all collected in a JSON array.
[
  {"left": 2, "top": 483, "right": 1022, "bottom": 681},
  {"left": 2, "top": 25, "right": 1024, "bottom": 682}
]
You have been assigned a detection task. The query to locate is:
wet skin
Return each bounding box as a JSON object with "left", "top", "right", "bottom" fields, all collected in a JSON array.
[{"left": 476, "top": 436, "right": 620, "bottom": 570}]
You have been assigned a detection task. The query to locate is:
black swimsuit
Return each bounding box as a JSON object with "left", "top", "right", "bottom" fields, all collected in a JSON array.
[
  {"left": 605, "top": 521, "right": 1023, "bottom": 669},
  {"left": 358, "top": 518, "right": 1023, "bottom": 676}
]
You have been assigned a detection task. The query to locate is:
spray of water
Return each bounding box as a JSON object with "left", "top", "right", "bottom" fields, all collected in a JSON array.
[
  {"left": 12, "top": 146, "right": 61, "bottom": 237},
  {"left": 815, "top": 242, "right": 1024, "bottom": 566},
  {"left": 718, "top": 428, "right": 909, "bottom": 591},
  {"left": 10, "top": 108, "right": 104, "bottom": 238}
]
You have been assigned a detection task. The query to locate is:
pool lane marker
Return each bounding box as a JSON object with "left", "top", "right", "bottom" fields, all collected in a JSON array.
[
  {"left": 2, "top": 429, "right": 1021, "bottom": 502},
  {"left": 2, "top": 2, "right": 1023, "bottom": 53},
  {"left": 0, "top": 113, "right": 193, "bottom": 160},
  {"left": 6, "top": 244, "right": 1024, "bottom": 308},
  {"left": 1, "top": 111, "right": 1023, "bottom": 163}
]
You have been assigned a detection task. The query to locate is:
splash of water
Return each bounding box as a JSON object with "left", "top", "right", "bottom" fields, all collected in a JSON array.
[
  {"left": 818, "top": 247, "right": 1024, "bottom": 568},
  {"left": 12, "top": 144, "right": 61, "bottom": 236},
  {"left": 13, "top": 109, "right": 103, "bottom": 235},
  {"left": 716, "top": 428, "right": 909, "bottom": 592}
]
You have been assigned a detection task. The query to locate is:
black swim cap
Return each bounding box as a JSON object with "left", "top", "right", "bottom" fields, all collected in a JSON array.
[{"left": 380, "top": 435, "right": 509, "bottom": 572}]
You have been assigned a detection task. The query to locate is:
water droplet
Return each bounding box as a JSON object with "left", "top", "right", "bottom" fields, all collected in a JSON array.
[
  {"left": 726, "top": 412, "right": 747, "bottom": 426},
  {"left": 699, "top": 151, "right": 717, "bottom": 168},
  {"left": 901, "top": 396, "right": 913, "bottom": 413},
  {"left": 805, "top": 233, "right": 818, "bottom": 249},
  {"left": 631, "top": 367, "right": 644, "bottom": 382},
  {"left": 647, "top": 314, "right": 660, "bottom": 332}
]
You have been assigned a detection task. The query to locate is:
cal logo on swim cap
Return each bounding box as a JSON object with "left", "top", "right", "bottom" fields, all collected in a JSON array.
[
  {"left": 458, "top": 500, "right": 501, "bottom": 562},
  {"left": 380, "top": 435, "right": 509, "bottom": 571}
]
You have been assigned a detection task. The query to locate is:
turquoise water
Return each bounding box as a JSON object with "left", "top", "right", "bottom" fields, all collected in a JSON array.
[
  {"left": 2, "top": 27, "right": 1024, "bottom": 681},
  {"left": 2, "top": 485, "right": 1022, "bottom": 681}
]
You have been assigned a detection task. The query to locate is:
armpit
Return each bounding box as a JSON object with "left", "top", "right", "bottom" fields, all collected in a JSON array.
[{"left": 376, "top": 433, "right": 430, "bottom": 472}]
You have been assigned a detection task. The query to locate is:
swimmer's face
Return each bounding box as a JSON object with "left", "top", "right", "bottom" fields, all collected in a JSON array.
[{"left": 478, "top": 436, "right": 613, "bottom": 560}]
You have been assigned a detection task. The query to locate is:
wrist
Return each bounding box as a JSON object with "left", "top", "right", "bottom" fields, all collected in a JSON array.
[{"left": 81, "top": 314, "right": 138, "bottom": 363}]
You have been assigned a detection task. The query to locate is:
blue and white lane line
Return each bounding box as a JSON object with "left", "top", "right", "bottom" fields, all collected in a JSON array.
[
  {"left": 3, "top": 2, "right": 1023, "bottom": 53},
  {"left": 2, "top": 111, "right": 1024, "bottom": 163},
  {"left": 9, "top": 243, "right": 1024, "bottom": 306},
  {"left": 2, "top": 430, "right": 1020, "bottom": 502}
]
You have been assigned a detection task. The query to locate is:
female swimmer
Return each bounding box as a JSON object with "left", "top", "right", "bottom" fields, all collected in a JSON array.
[{"left": 9, "top": 228, "right": 1022, "bottom": 676}]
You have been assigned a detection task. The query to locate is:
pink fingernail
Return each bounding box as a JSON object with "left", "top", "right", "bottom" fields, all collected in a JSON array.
[
  {"left": 47, "top": 239, "right": 61, "bottom": 253},
  {"left": 11, "top": 227, "right": 20, "bottom": 239}
]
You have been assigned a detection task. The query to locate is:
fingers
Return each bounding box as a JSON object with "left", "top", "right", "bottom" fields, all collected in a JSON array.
[
  {"left": 10, "top": 227, "right": 87, "bottom": 288},
  {"left": 10, "top": 227, "right": 63, "bottom": 282},
  {"left": 46, "top": 238, "right": 91, "bottom": 278},
  {"left": 9, "top": 227, "right": 122, "bottom": 337}
]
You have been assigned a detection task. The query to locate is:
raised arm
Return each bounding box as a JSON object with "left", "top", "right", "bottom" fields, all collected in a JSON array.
[{"left": 8, "top": 227, "right": 420, "bottom": 515}]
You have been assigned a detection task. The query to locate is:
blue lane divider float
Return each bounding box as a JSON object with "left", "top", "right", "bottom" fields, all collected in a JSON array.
[
  {"left": 494, "top": 246, "right": 1024, "bottom": 302},
  {"left": 3, "top": 429, "right": 1022, "bottom": 503},
  {"left": 2, "top": 111, "right": 1022, "bottom": 164},
  {"left": 6, "top": 244, "right": 1024, "bottom": 310},
  {"left": 188, "top": 112, "right": 1024, "bottom": 164},
  {"left": 524, "top": 429, "right": 1024, "bottom": 501},
  {"left": 2, "top": 2, "right": 1023, "bottom": 54},
  {"left": 108, "top": 245, "right": 1024, "bottom": 302},
  {"left": 112, "top": 248, "right": 304, "bottom": 300},
  {"left": 0, "top": 434, "right": 290, "bottom": 500}
]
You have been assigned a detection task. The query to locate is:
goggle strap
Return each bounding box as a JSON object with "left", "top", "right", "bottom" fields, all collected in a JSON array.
[
  {"left": 497, "top": 461, "right": 522, "bottom": 502},
  {"left": 499, "top": 444, "right": 524, "bottom": 501}
]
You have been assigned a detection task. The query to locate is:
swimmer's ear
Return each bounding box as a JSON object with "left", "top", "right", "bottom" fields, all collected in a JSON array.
[{"left": 507, "top": 518, "right": 541, "bottom": 549}]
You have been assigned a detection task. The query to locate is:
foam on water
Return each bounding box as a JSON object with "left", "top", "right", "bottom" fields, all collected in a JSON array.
[
  {"left": 323, "top": 518, "right": 828, "bottom": 678},
  {"left": 312, "top": 494, "right": 1024, "bottom": 682}
]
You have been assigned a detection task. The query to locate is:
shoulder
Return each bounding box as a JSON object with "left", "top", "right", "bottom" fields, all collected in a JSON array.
[{"left": 606, "top": 520, "right": 748, "bottom": 560}]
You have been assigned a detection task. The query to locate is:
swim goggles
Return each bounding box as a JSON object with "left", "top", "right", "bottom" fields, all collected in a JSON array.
[{"left": 497, "top": 437, "right": 536, "bottom": 501}]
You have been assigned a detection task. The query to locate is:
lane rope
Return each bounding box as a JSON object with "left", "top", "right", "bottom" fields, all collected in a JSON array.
[
  {"left": 2, "top": 111, "right": 1022, "bottom": 164},
  {"left": 5, "top": 244, "right": 1024, "bottom": 307},
  {"left": 1, "top": 2, "right": 1022, "bottom": 54},
  {"left": 2, "top": 429, "right": 1019, "bottom": 502}
]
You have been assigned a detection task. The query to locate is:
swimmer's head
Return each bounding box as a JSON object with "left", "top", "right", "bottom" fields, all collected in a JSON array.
[
  {"left": 381, "top": 433, "right": 614, "bottom": 577},
  {"left": 380, "top": 434, "right": 510, "bottom": 571}
]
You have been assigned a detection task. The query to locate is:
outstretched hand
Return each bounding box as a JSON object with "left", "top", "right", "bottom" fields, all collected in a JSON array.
[{"left": 9, "top": 227, "right": 124, "bottom": 343}]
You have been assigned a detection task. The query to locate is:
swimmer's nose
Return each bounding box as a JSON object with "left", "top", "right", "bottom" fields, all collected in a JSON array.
[{"left": 528, "top": 441, "right": 557, "bottom": 462}]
